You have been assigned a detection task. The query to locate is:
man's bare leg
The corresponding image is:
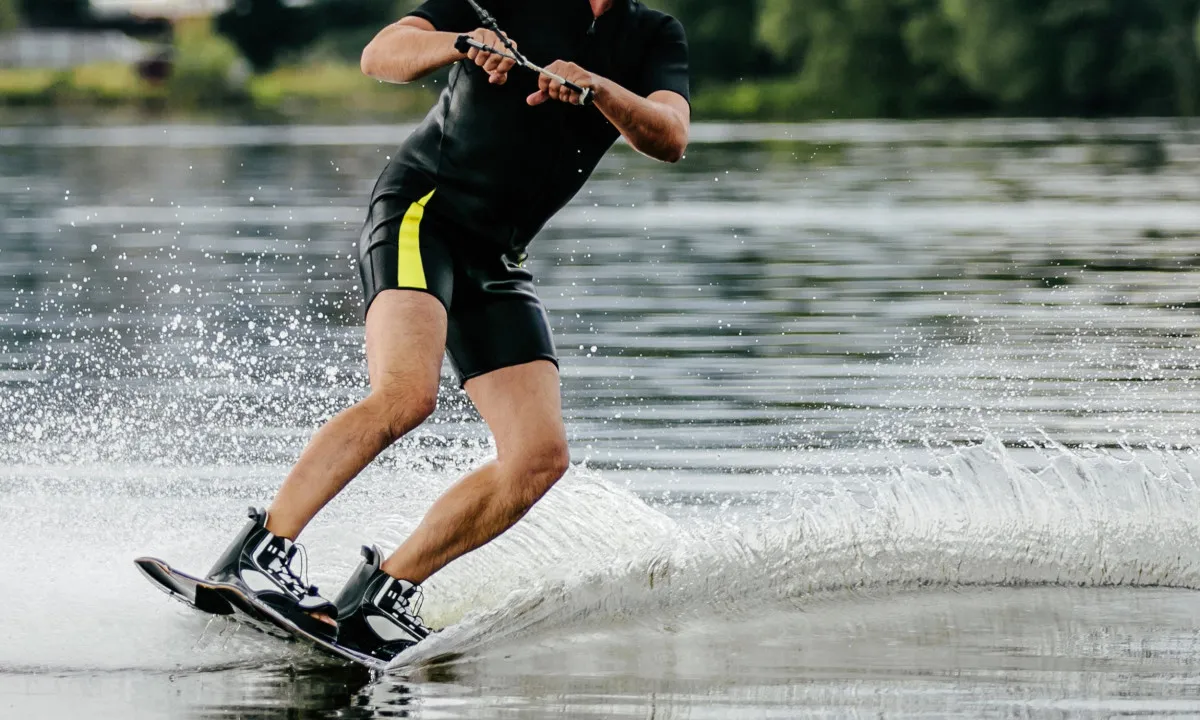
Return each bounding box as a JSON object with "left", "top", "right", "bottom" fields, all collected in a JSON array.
[
  {"left": 380, "top": 360, "right": 569, "bottom": 584},
  {"left": 266, "top": 290, "right": 447, "bottom": 539}
]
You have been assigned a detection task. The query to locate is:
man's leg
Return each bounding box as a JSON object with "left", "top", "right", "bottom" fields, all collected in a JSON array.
[
  {"left": 380, "top": 359, "right": 569, "bottom": 584},
  {"left": 266, "top": 290, "right": 447, "bottom": 539}
]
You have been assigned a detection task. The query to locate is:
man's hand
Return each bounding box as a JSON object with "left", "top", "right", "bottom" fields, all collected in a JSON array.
[
  {"left": 464, "top": 28, "right": 517, "bottom": 85},
  {"left": 527, "top": 60, "right": 595, "bottom": 106}
]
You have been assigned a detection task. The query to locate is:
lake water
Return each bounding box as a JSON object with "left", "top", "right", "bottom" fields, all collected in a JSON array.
[{"left": 3, "top": 118, "right": 1200, "bottom": 718}]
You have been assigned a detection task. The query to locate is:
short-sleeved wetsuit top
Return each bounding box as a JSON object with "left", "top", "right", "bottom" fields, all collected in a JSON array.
[
  {"left": 358, "top": 0, "right": 689, "bottom": 384},
  {"left": 381, "top": 0, "right": 689, "bottom": 250}
]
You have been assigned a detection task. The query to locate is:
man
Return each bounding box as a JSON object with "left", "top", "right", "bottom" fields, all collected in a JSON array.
[{"left": 205, "top": 0, "right": 690, "bottom": 661}]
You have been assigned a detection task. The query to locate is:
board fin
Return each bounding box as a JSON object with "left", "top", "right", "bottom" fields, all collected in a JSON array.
[{"left": 135, "top": 555, "right": 389, "bottom": 671}]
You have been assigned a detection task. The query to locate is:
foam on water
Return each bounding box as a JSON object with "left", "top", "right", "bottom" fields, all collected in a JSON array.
[
  {"left": 2, "top": 438, "right": 1199, "bottom": 673},
  {"left": 397, "top": 439, "right": 1200, "bottom": 667}
]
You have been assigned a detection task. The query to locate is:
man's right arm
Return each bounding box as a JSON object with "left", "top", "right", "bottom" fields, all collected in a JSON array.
[
  {"left": 362, "top": 18, "right": 517, "bottom": 85},
  {"left": 361, "top": 17, "right": 462, "bottom": 84}
]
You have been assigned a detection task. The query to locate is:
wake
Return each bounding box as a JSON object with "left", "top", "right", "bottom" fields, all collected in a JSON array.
[{"left": 396, "top": 439, "right": 1200, "bottom": 667}]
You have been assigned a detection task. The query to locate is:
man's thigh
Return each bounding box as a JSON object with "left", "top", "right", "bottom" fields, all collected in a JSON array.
[
  {"left": 365, "top": 289, "right": 448, "bottom": 395},
  {"left": 463, "top": 360, "right": 565, "bottom": 457}
]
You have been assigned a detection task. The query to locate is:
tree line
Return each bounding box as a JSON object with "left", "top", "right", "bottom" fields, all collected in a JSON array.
[
  {"left": 3, "top": 0, "right": 1199, "bottom": 118},
  {"left": 662, "top": 0, "right": 1200, "bottom": 118}
]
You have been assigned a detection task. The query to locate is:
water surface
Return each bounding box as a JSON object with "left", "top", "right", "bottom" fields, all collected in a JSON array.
[{"left": 3, "top": 118, "right": 1200, "bottom": 717}]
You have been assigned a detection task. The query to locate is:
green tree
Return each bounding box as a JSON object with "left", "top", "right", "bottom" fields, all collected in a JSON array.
[
  {"left": 944, "top": 0, "right": 1200, "bottom": 115},
  {"left": 755, "top": 0, "right": 977, "bottom": 117},
  {"left": 654, "top": 0, "right": 779, "bottom": 87},
  {"left": 19, "top": 0, "right": 88, "bottom": 26},
  {"left": 217, "top": 0, "right": 394, "bottom": 71},
  {"left": 938, "top": 0, "right": 1043, "bottom": 109},
  {"left": 0, "top": 0, "right": 20, "bottom": 31},
  {"left": 755, "top": 0, "right": 896, "bottom": 116},
  {"left": 188, "top": 0, "right": 1200, "bottom": 119},
  {"left": 1141, "top": 0, "right": 1200, "bottom": 115},
  {"left": 899, "top": 0, "right": 982, "bottom": 113}
]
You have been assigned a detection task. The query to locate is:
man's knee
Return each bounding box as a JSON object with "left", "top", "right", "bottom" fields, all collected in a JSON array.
[
  {"left": 516, "top": 440, "right": 571, "bottom": 489},
  {"left": 498, "top": 440, "right": 569, "bottom": 518},
  {"left": 368, "top": 385, "right": 438, "bottom": 442}
]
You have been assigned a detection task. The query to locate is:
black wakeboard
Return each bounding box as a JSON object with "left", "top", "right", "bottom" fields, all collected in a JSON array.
[
  {"left": 135, "top": 556, "right": 389, "bottom": 671},
  {"left": 135, "top": 556, "right": 237, "bottom": 615}
]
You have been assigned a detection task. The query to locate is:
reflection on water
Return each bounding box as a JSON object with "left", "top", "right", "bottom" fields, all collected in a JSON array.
[
  {"left": 4, "top": 122, "right": 1200, "bottom": 467},
  {"left": 3, "top": 120, "right": 1200, "bottom": 482},
  {"left": 376, "top": 587, "right": 1200, "bottom": 720},
  {"left": 3, "top": 118, "right": 1200, "bottom": 717},
  {"left": 9, "top": 588, "right": 1200, "bottom": 719}
]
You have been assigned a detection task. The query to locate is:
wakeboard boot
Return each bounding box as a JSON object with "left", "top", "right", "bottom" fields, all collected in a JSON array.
[
  {"left": 206, "top": 507, "right": 338, "bottom": 641},
  {"left": 334, "top": 545, "right": 431, "bottom": 661}
]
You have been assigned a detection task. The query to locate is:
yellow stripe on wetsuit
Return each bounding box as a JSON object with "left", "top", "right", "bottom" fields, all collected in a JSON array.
[{"left": 397, "top": 189, "right": 436, "bottom": 290}]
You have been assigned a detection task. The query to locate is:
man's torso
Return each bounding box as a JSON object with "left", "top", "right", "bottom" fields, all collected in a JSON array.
[{"left": 375, "top": 0, "right": 684, "bottom": 252}]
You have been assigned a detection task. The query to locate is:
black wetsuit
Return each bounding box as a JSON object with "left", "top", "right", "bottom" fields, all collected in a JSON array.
[{"left": 358, "top": 0, "right": 689, "bottom": 384}]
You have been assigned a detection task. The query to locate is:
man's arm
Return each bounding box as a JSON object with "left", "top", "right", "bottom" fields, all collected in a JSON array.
[
  {"left": 528, "top": 64, "right": 690, "bottom": 164},
  {"left": 361, "top": 17, "right": 517, "bottom": 85},
  {"left": 361, "top": 17, "right": 458, "bottom": 83},
  {"left": 596, "top": 84, "right": 690, "bottom": 164}
]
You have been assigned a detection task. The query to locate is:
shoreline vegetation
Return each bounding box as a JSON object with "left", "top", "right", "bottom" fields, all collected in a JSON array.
[
  {"left": 1, "top": 0, "right": 1199, "bottom": 122},
  {"left": 0, "top": 19, "right": 441, "bottom": 120}
]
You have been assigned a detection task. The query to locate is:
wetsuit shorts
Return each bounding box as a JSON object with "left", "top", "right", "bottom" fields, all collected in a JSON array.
[{"left": 357, "top": 189, "right": 558, "bottom": 386}]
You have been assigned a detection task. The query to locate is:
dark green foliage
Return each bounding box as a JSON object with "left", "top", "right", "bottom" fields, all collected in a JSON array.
[
  {"left": 744, "top": 0, "right": 1200, "bottom": 117},
  {"left": 0, "top": 0, "right": 18, "bottom": 31},
  {"left": 18, "top": 0, "right": 171, "bottom": 37},
  {"left": 653, "top": 0, "right": 781, "bottom": 86},
  {"left": 752, "top": 0, "right": 984, "bottom": 117},
  {"left": 196, "top": 0, "right": 1200, "bottom": 117},
  {"left": 19, "top": 0, "right": 89, "bottom": 27},
  {"left": 934, "top": 0, "right": 1200, "bottom": 116},
  {"left": 216, "top": 0, "right": 397, "bottom": 71},
  {"left": 21, "top": 0, "right": 1185, "bottom": 118}
]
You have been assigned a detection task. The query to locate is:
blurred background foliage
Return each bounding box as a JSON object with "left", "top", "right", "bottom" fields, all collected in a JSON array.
[
  {"left": 0, "top": 0, "right": 18, "bottom": 32},
  {"left": 1, "top": 0, "right": 1198, "bottom": 119},
  {"left": 667, "top": 0, "right": 1200, "bottom": 118}
]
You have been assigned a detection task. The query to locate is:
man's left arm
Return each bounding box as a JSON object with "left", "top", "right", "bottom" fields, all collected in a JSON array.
[
  {"left": 529, "top": 73, "right": 689, "bottom": 164},
  {"left": 526, "top": 16, "right": 691, "bottom": 164}
]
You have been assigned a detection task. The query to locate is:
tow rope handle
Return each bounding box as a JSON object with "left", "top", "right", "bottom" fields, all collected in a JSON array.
[{"left": 455, "top": 34, "right": 595, "bottom": 107}]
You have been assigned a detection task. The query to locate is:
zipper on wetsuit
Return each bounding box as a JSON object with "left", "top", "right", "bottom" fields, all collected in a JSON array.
[{"left": 517, "top": 11, "right": 597, "bottom": 249}]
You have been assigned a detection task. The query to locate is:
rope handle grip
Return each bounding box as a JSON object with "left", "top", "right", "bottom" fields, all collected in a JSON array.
[{"left": 455, "top": 34, "right": 594, "bottom": 106}]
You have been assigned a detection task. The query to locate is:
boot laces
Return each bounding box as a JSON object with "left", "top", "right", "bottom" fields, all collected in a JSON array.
[
  {"left": 407, "top": 586, "right": 428, "bottom": 632},
  {"left": 383, "top": 582, "right": 429, "bottom": 633},
  {"left": 266, "top": 541, "right": 320, "bottom": 600}
]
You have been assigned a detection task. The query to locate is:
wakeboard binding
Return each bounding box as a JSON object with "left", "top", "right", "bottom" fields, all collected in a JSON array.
[
  {"left": 334, "top": 544, "right": 431, "bottom": 660},
  {"left": 205, "top": 507, "right": 338, "bottom": 641}
]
